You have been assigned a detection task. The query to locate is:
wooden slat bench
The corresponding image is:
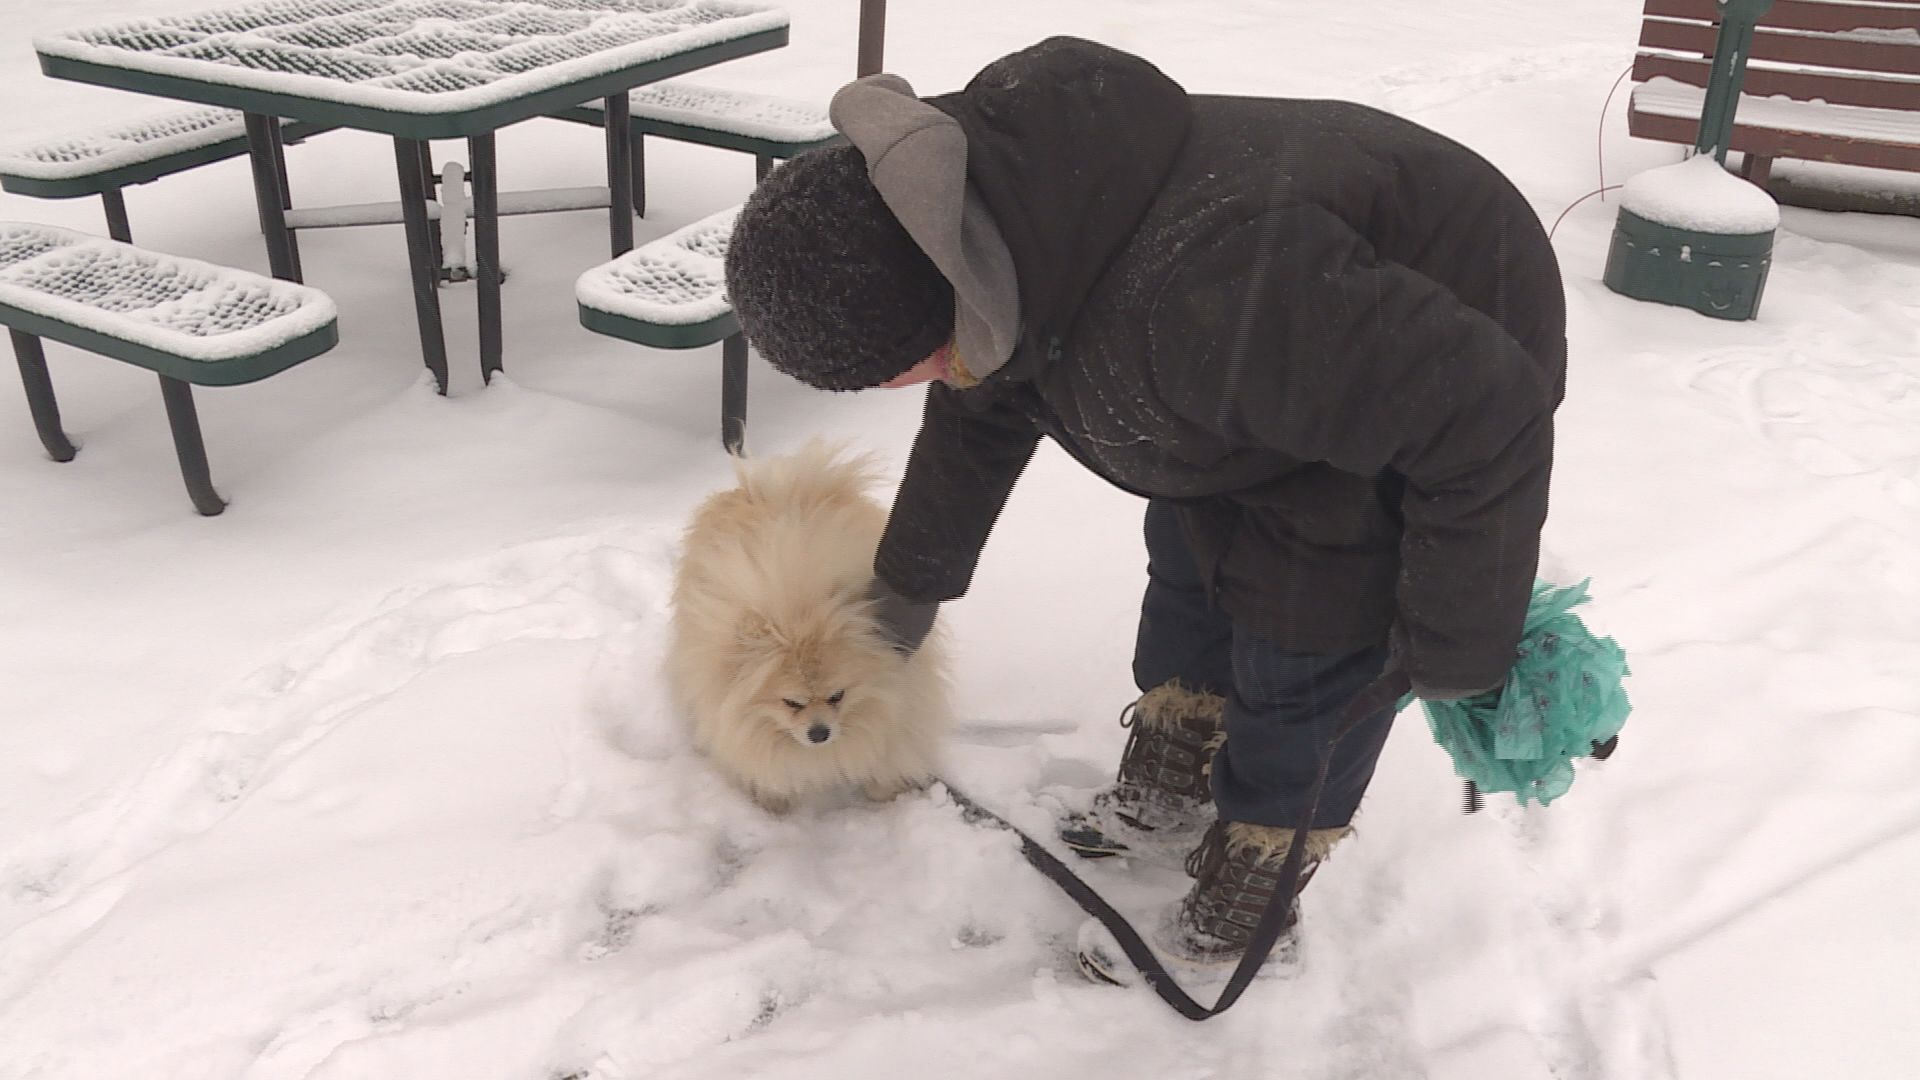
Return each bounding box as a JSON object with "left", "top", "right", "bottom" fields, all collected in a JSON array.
[
  {"left": 0, "top": 223, "right": 338, "bottom": 515},
  {"left": 576, "top": 206, "right": 747, "bottom": 453},
  {"left": 1628, "top": 0, "right": 1920, "bottom": 198},
  {"left": 0, "top": 107, "right": 330, "bottom": 244},
  {"left": 550, "top": 82, "right": 840, "bottom": 215}
]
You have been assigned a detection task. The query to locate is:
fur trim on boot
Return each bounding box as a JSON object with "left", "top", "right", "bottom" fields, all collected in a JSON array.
[
  {"left": 1223, "top": 821, "right": 1351, "bottom": 864},
  {"left": 1059, "top": 681, "right": 1226, "bottom": 860}
]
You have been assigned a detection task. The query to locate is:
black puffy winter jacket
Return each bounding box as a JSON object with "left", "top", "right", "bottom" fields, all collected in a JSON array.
[{"left": 874, "top": 38, "right": 1567, "bottom": 694}]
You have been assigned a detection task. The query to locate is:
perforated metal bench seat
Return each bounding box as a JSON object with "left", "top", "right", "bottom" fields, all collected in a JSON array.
[
  {"left": 0, "top": 223, "right": 338, "bottom": 514},
  {"left": 551, "top": 82, "right": 840, "bottom": 214},
  {"left": 0, "top": 108, "right": 329, "bottom": 242},
  {"left": 576, "top": 206, "right": 747, "bottom": 451}
]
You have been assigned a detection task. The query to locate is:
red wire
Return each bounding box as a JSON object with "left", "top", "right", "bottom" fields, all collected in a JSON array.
[
  {"left": 1546, "top": 63, "right": 1637, "bottom": 242},
  {"left": 1597, "top": 63, "right": 1635, "bottom": 200},
  {"left": 1550, "top": 185, "right": 1624, "bottom": 240}
]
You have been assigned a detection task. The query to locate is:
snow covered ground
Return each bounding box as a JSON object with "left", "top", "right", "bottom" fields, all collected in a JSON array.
[{"left": 3, "top": 0, "right": 1917, "bottom": 1076}]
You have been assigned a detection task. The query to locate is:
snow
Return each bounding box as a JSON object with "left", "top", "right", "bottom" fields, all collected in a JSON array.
[
  {"left": 576, "top": 79, "right": 838, "bottom": 144},
  {"left": 0, "top": 222, "right": 336, "bottom": 361},
  {"left": 35, "top": 0, "right": 791, "bottom": 118},
  {"left": 1633, "top": 75, "right": 1920, "bottom": 148},
  {"left": 3, "top": 1, "right": 1919, "bottom": 1078},
  {"left": 0, "top": 105, "right": 251, "bottom": 181},
  {"left": 576, "top": 205, "right": 734, "bottom": 325},
  {"left": 1620, "top": 154, "right": 1782, "bottom": 234}
]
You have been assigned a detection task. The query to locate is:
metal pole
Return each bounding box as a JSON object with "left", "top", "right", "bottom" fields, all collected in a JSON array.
[
  {"left": 470, "top": 133, "right": 503, "bottom": 384},
  {"left": 243, "top": 113, "right": 299, "bottom": 281},
  {"left": 393, "top": 138, "right": 451, "bottom": 395},
  {"left": 1696, "top": 0, "right": 1775, "bottom": 164},
  {"left": 721, "top": 332, "right": 748, "bottom": 454},
  {"left": 100, "top": 189, "right": 133, "bottom": 244},
  {"left": 267, "top": 118, "right": 304, "bottom": 281},
  {"left": 158, "top": 375, "right": 226, "bottom": 516},
  {"left": 11, "top": 330, "right": 77, "bottom": 462},
  {"left": 857, "top": 0, "right": 886, "bottom": 76},
  {"left": 604, "top": 92, "right": 635, "bottom": 256}
]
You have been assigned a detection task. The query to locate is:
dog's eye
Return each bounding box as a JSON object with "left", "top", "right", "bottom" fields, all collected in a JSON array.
[
  {"left": 827, "top": 690, "right": 845, "bottom": 706},
  {"left": 782, "top": 698, "right": 804, "bottom": 710}
]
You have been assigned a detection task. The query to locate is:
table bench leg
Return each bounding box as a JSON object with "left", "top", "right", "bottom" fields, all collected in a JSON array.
[
  {"left": 244, "top": 113, "right": 302, "bottom": 283},
  {"left": 756, "top": 154, "right": 774, "bottom": 184},
  {"left": 470, "top": 132, "right": 503, "bottom": 384},
  {"left": 605, "top": 92, "right": 635, "bottom": 256},
  {"left": 101, "top": 188, "right": 133, "bottom": 244},
  {"left": 10, "top": 330, "right": 78, "bottom": 463},
  {"left": 158, "top": 375, "right": 226, "bottom": 516},
  {"left": 394, "top": 137, "right": 452, "bottom": 396},
  {"left": 419, "top": 142, "right": 445, "bottom": 275},
  {"left": 721, "top": 332, "right": 748, "bottom": 454},
  {"left": 267, "top": 119, "right": 305, "bottom": 282},
  {"left": 632, "top": 134, "right": 647, "bottom": 217}
]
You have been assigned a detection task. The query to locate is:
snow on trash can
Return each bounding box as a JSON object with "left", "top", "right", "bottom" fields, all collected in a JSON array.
[{"left": 1604, "top": 155, "right": 1779, "bottom": 321}]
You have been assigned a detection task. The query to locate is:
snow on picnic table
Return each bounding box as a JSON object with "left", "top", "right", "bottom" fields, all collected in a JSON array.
[
  {"left": 1, "top": 0, "right": 1917, "bottom": 1078},
  {"left": 34, "top": 0, "right": 792, "bottom": 117}
]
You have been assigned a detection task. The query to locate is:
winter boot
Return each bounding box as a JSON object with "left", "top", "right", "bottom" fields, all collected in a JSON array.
[
  {"left": 1059, "top": 682, "right": 1226, "bottom": 860},
  {"left": 1076, "top": 820, "right": 1348, "bottom": 987}
]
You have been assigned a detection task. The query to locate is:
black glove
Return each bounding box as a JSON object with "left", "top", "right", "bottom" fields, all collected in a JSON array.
[
  {"left": 866, "top": 577, "right": 938, "bottom": 657},
  {"left": 1390, "top": 621, "right": 1504, "bottom": 702}
]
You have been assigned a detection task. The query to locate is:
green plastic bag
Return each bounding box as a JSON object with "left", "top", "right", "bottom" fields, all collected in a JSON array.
[{"left": 1415, "top": 579, "right": 1632, "bottom": 807}]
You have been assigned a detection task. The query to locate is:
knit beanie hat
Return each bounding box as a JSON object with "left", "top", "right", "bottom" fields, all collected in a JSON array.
[{"left": 724, "top": 144, "right": 955, "bottom": 392}]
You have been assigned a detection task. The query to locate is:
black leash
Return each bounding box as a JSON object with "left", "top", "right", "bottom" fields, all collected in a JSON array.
[{"left": 944, "top": 667, "right": 1412, "bottom": 1020}]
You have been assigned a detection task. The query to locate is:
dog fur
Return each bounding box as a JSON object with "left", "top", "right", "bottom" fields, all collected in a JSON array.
[{"left": 666, "top": 440, "right": 951, "bottom": 813}]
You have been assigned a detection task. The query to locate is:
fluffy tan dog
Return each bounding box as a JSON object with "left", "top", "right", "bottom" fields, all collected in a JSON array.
[{"left": 666, "top": 440, "right": 950, "bottom": 813}]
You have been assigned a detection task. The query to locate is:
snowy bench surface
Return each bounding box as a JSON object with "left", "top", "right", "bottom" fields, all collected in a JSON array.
[
  {"left": 1627, "top": 1, "right": 1920, "bottom": 176},
  {"left": 0, "top": 223, "right": 338, "bottom": 382},
  {"left": 577, "top": 206, "right": 735, "bottom": 344},
  {"left": 0, "top": 106, "right": 322, "bottom": 189},
  {"left": 1634, "top": 78, "right": 1920, "bottom": 151},
  {"left": 575, "top": 206, "right": 748, "bottom": 451},
  {"left": 37, "top": 0, "right": 791, "bottom": 122},
  {"left": 563, "top": 80, "right": 836, "bottom": 145}
]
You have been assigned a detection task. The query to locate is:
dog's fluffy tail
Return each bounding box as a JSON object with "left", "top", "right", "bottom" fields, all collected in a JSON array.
[{"left": 728, "top": 438, "right": 886, "bottom": 513}]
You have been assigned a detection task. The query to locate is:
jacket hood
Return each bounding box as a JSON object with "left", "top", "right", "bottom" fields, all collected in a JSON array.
[
  {"left": 932, "top": 37, "right": 1192, "bottom": 381},
  {"left": 831, "top": 74, "right": 1021, "bottom": 383},
  {"left": 831, "top": 38, "right": 1192, "bottom": 385}
]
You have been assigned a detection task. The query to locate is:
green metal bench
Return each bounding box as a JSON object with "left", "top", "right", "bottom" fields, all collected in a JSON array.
[
  {"left": 0, "top": 107, "right": 330, "bottom": 247},
  {"left": 0, "top": 222, "right": 338, "bottom": 515},
  {"left": 550, "top": 82, "right": 840, "bottom": 214},
  {"left": 576, "top": 206, "right": 746, "bottom": 452}
]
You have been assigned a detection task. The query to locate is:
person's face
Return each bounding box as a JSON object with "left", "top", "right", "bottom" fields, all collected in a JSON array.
[{"left": 877, "top": 340, "right": 954, "bottom": 389}]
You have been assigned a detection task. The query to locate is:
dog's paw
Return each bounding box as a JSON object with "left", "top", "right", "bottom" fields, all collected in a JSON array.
[
  {"left": 862, "top": 775, "right": 932, "bottom": 803},
  {"left": 861, "top": 779, "right": 909, "bottom": 803}
]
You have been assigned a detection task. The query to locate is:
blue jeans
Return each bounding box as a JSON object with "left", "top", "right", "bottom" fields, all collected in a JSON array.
[{"left": 1133, "top": 500, "right": 1396, "bottom": 829}]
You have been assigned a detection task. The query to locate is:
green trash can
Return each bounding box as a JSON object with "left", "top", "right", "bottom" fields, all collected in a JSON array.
[
  {"left": 1602, "top": 0, "right": 1778, "bottom": 321},
  {"left": 1603, "top": 207, "right": 1772, "bottom": 321}
]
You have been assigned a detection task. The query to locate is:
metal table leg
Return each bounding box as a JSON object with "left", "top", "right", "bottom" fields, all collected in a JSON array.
[
  {"left": 631, "top": 134, "right": 647, "bottom": 216},
  {"left": 11, "top": 330, "right": 78, "bottom": 462},
  {"left": 266, "top": 118, "right": 304, "bottom": 281},
  {"left": 244, "top": 113, "right": 300, "bottom": 282},
  {"left": 158, "top": 375, "right": 226, "bottom": 516},
  {"left": 721, "top": 333, "right": 748, "bottom": 454},
  {"left": 394, "top": 137, "right": 451, "bottom": 396},
  {"left": 604, "top": 91, "right": 634, "bottom": 256},
  {"left": 419, "top": 141, "right": 444, "bottom": 274},
  {"left": 101, "top": 189, "right": 133, "bottom": 244},
  {"left": 469, "top": 132, "right": 503, "bottom": 383}
]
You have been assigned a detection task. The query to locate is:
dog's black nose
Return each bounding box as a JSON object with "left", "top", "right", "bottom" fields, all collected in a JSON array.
[{"left": 806, "top": 724, "right": 832, "bottom": 744}]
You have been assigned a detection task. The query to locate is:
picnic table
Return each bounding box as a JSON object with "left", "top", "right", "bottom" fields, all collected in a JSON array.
[{"left": 34, "top": 0, "right": 790, "bottom": 393}]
